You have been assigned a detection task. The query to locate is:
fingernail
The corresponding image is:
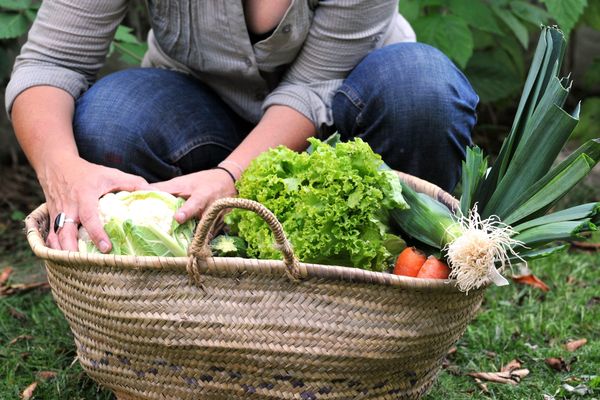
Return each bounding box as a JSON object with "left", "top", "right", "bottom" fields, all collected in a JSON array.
[
  {"left": 99, "top": 240, "right": 110, "bottom": 253},
  {"left": 176, "top": 211, "right": 186, "bottom": 222}
]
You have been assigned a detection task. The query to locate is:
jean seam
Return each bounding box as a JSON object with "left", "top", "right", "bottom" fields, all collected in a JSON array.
[
  {"left": 336, "top": 83, "right": 366, "bottom": 112},
  {"left": 167, "top": 136, "right": 236, "bottom": 164}
]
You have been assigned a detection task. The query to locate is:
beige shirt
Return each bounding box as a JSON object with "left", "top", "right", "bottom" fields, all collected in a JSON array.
[{"left": 6, "top": 0, "right": 415, "bottom": 130}]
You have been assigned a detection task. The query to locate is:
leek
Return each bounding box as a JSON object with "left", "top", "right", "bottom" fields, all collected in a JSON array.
[{"left": 389, "top": 26, "right": 599, "bottom": 292}]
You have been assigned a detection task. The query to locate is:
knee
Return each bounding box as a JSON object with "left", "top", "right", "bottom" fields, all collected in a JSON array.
[{"left": 351, "top": 43, "right": 478, "bottom": 120}]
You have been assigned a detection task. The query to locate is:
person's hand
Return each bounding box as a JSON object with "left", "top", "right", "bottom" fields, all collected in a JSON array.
[
  {"left": 150, "top": 168, "right": 237, "bottom": 223},
  {"left": 40, "top": 155, "right": 150, "bottom": 252}
]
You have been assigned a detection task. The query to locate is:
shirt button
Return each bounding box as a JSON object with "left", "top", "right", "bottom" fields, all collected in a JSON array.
[
  {"left": 244, "top": 57, "right": 253, "bottom": 67},
  {"left": 282, "top": 24, "right": 292, "bottom": 34}
]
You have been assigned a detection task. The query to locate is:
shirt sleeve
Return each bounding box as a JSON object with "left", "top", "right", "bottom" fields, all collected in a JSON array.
[
  {"left": 262, "top": 0, "right": 398, "bottom": 131},
  {"left": 4, "top": 0, "right": 128, "bottom": 117}
]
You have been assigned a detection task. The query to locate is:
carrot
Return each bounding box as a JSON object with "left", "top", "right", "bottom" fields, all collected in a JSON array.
[
  {"left": 416, "top": 256, "right": 450, "bottom": 279},
  {"left": 393, "top": 247, "right": 427, "bottom": 277}
]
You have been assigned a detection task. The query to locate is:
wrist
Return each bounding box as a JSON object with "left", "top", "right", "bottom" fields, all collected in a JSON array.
[{"left": 218, "top": 159, "right": 244, "bottom": 180}]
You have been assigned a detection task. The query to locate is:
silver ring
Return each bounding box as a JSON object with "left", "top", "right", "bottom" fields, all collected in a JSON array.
[{"left": 53, "top": 212, "right": 78, "bottom": 234}]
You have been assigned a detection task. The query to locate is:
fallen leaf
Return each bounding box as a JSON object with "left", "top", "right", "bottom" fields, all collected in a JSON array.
[
  {"left": 473, "top": 378, "right": 489, "bottom": 393},
  {"left": 565, "top": 338, "right": 587, "bottom": 352},
  {"left": 512, "top": 274, "right": 550, "bottom": 292},
  {"left": 0, "top": 266, "right": 14, "bottom": 285},
  {"left": 524, "top": 342, "right": 539, "bottom": 350},
  {"left": 571, "top": 240, "right": 600, "bottom": 250},
  {"left": 545, "top": 357, "right": 570, "bottom": 372},
  {"left": 9, "top": 335, "right": 33, "bottom": 346},
  {"left": 587, "top": 296, "right": 600, "bottom": 308},
  {"left": 501, "top": 359, "right": 522, "bottom": 373},
  {"left": 468, "top": 369, "right": 529, "bottom": 385},
  {"left": 484, "top": 350, "right": 497, "bottom": 358},
  {"left": 21, "top": 382, "right": 37, "bottom": 399},
  {"left": 0, "top": 281, "right": 50, "bottom": 296},
  {"left": 562, "top": 383, "right": 591, "bottom": 395},
  {"left": 8, "top": 308, "right": 27, "bottom": 321},
  {"left": 36, "top": 371, "right": 57, "bottom": 380}
]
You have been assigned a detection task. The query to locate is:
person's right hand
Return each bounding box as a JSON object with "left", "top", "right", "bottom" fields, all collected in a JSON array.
[{"left": 39, "top": 155, "right": 150, "bottom": 253}]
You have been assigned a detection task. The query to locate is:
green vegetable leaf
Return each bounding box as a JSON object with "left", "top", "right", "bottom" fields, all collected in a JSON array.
[
  {"left": 412, "top": 14, "right": 474, "bottom": 68},
  {"left": 460, "top": 146, "right": 488, "bottom": 216},
  {"left": 228, "top": 138, "right": 407, "bottom": 271}
]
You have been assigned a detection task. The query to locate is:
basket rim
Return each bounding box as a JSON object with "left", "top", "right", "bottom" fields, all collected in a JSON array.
[
  {"left": 24, "top": 172, "right": 482, "bottom": 294},
  {"left": 25, "top": 204, "right": 481, "bottom": 294}
]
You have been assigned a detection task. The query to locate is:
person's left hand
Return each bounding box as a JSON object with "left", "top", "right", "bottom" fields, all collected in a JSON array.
[{"left": 151, "top": 168, "right": 237, "bottom": 224}]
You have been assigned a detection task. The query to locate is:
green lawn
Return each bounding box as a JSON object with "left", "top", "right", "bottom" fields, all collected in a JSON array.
[{"left": 1, "top": 250, "right": 598, "bottom": 399}]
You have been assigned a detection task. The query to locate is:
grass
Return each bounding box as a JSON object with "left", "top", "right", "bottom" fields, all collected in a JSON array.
[{"left": 1, "top": 249, "right": 598, "bottom": 399}]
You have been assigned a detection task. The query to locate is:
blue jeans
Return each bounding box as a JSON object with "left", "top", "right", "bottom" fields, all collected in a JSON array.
[{"left": 74, "top": 43, "right": 478, "bottom": 192}]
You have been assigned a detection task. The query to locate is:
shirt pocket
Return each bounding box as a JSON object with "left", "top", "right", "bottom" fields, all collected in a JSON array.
[
  {"left": 147, "top": 0, "right": 201, "bottom": 69},
  {"left": 253, "top": 0, "right": 313, "bottom": 72}
]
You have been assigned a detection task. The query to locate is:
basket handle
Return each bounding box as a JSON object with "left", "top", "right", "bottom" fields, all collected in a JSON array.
[{"left": 186, "top": 197, "right": 301, "bottom": 284}]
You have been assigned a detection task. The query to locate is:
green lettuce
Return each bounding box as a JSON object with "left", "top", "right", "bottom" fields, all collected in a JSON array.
[
  {"left": 225, "top": 137, "right": 408, "bottom": 271},
  {"left": 77, "top": 190, "right": 196, "bottom": 256}
]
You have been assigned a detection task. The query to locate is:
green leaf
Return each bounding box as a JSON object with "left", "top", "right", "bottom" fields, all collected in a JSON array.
[
  {"left": 510, "top": 1, "right": 550, "bottom": 25},
  {"left": 472, "top": 30, "right": 495, "bottom": 50},
  {"left": 0, "top": 0, "right": 35, "bottom": 10},
  {"left": 465, "top": 48, "right": 522, "bottom": 103},
  {"left": 497, "top": 34, "right": 526, "bottom": 77},
  {"left": 112, "top": 41, "right": 148, "bottom": 65},
  {"left": 512, "top": 219, "right": 597, "bottom": 247},
  {"left": 475, "top": 27, "right": 566, "bottom": 209},
  {"left": 492, "top": 5, "right": 529, "bottom": 48},
  {"left": 509, "top": 243, "right": 569, "bottom": 262},
  {"left": 113, "top": 25, "right": 140, "bottom": 44},
  {"left": 542, "top": 0, "right": 587, "bottom": 35},
  {"left": 412, "top": 14, "right": 474, "bottom": 68},
  {"left": 24, "top": 8, "right": 36, "bottom": 22},
  {"left": 398, "top": 0, "right": 421, "bottom": 22},
  {"left": 126, "top": 221, "right": 187, "bottom": 257},
  {"left": 503, "top": 154, "right": 596, "bottom": 225},
  {"left": 484, "top": 102, "right": 579, "bottom": 220},
  {"left": 513, "top": 203, "right": 600, "bottom": 232},
  {"left": 460, "top": 146, "right": 488, "bottom": 215},
  {"left": 448, "top": 0, "right": 503, "bottom": 34},
  {"left": 0, "top": 12, "right": 30, "bottom": 39}
]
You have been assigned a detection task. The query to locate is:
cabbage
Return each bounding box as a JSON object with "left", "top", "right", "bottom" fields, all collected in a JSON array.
[
  {"left": 226, "top": 137, "right": 408, "bottom": 271},
  {"left": 77, "top": 190, "right": 196, "bottom": 256}
]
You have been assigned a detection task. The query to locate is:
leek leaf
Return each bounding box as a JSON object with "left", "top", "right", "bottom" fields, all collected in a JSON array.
[
  {"left": 483, "top": 103, "right": 579, "bottom": 219},
  {"left": 508, "top": 243, "right": 569, "bottom": 262},
  {"left": 502, "top": 139, "right": 600, "bottom": 224},
  {"left": 475, "top": 27, "right": 566, "bottom": 209},
  {"left": 513, "top": 203, "right": 600, "bottom": 232},
  {"left": 460, "top": 146, "right": 488, "bottom": 216},
  {"left": 512, "top": 219, "right": 597, "bottom": 247}
]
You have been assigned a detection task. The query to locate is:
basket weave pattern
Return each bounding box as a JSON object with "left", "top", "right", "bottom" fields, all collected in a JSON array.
[{"left": 25, "top": 176, "right": 485, "bottom": 400}]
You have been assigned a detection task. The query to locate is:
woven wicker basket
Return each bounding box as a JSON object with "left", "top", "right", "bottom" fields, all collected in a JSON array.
[{"left": 25, "top": 172, "right": 485, "bottom": 400}]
